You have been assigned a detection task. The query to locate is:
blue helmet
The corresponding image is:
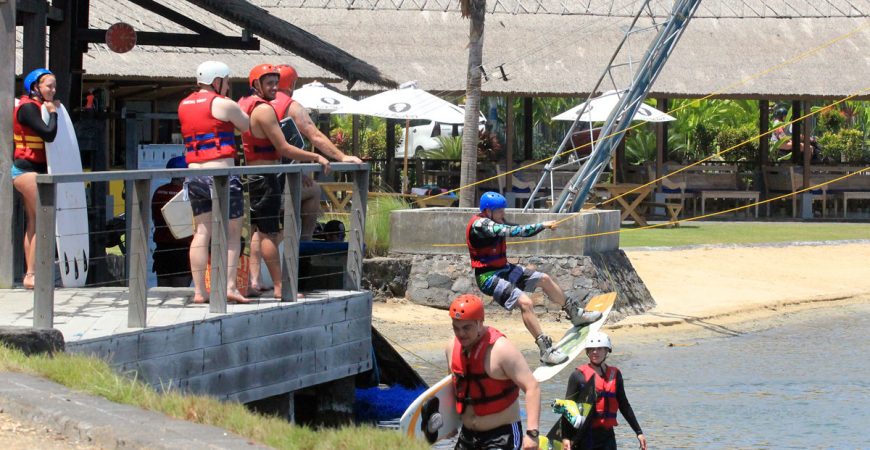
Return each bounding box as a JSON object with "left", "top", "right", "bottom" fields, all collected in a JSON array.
[
  {"left": 479, "top": 191, "right": 507, "bottom": 212},
  {"left": 166, "top": 156, "right": 187, "bottom": 169},
  {"left": 23, "top": 68, "right": 53, "bottom": 94}
]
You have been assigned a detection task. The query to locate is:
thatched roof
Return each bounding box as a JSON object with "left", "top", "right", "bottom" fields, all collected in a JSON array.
[{"left": 15, "top": 1, "right": 870, "bottom": 99}]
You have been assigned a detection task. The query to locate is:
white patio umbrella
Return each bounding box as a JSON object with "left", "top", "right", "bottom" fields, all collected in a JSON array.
[
  {"left": 333, "top": 81, "right": 466, "bottom": 193},
  {"left": 292, "top": 81, "right": 358, "bottom": 113},
  {"left": 552, "top": 90, "right": 676, "bottom": 123}
]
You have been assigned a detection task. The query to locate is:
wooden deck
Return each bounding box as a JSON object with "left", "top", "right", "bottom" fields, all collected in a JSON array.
[{"left": 0, "top": 288, "right": 373, "bottom": 404}]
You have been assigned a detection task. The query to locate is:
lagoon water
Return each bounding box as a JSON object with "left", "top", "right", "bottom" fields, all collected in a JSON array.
[{"left": 420, "top": 303, "right": 870, "bottom": 449}]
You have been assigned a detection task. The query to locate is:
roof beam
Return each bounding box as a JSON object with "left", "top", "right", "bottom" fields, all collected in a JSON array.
[
  {"left": 77, "top": 28, "right": 260, "bottom": 50},
  {"left": 126, "top": 0, "right": 220, "bottom": 38},
  {"left": 185, "top": 0, "right": 396, "bottom": 87}
]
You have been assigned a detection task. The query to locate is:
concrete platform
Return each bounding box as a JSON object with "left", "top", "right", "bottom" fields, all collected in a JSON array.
[
  {"left": 389, "top": 207, "right": 620, "bottom": 256},
  {"left": 0, "top": 288, "right": 373, "bottom": 404}
]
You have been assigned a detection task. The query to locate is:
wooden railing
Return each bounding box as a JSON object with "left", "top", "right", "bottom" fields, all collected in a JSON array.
[{"left": 32, "top": 163, "right": 369, "bottom": 329}]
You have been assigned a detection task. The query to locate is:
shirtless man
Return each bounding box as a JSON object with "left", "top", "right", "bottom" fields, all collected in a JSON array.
[{"left": 446, "top": 294, "right": 541, "bottom": 450}]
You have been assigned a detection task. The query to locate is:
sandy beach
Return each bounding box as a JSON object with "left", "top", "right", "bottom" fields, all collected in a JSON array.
[{"left": 373, "top": 242, "right": 870, "bottom": 371}]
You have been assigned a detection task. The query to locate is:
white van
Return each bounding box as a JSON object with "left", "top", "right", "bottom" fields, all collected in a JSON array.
[{"left": 395, "top": 111, "right": 487, "bottom": 158}]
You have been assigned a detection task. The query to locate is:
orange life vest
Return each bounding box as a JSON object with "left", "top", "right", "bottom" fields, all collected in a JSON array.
[
  {"left": 270, "top": 91, "right": 294, "bottom": 121},
  {"left": 466, "top": 214, "right": 507, "bottom": 270},
  {"left": 451, "top": 327, "right": 519, "bottom": 416},
  {"left": 13, "top": 96, "right": 47, "bottom": 164},
  {"left": 178, "top": 90, "right": 237, "bottom": 164},
  {"left": 239, "top": 95, "right": 280, "bottom": 162},
  {"left": 579, "top": 364, "right": 620, "bottom": 429}
]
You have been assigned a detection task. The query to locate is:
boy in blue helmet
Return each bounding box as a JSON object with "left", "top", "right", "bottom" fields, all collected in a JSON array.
[{"left": 466, "top": 191, "right": 602, "bottom": 365}]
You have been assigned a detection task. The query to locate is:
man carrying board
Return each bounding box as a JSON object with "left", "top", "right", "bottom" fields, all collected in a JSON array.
[{"left": 445, "top": 294, "right": 541, "bottom": 450}]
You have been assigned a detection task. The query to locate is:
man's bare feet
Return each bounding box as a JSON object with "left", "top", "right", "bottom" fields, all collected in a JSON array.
[
  {"left": 192, "top": 294, "right": 209, "bottom": 304},
  {"left": 22, "top": 273, "right": 34, "bottom": 290},
  {"left": 227, "top": 290, "right": 252, "bottom": 304}
]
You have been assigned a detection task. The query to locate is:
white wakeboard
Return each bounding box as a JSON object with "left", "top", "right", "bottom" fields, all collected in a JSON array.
[
  {"left": 533, "top": 292, "right": 617, "bottom": 382},
  {"left": 42, "top": 104, "right": 89, "bottom": 287},
  {"left": 399, "top": 375, "right": 461, "bottom": 444}
]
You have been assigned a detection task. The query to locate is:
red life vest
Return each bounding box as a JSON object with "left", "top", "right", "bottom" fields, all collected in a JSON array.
[
  {"left": 450, "top": 327, "right": 519, "bottom": 416},
  {"left": 578, "top": 364, "right": 620, "bottom": 429},
  {"left": 13, "top": 96, "right": 47, "bottom": 164},
  {"left": 270, "top": 91, "right": 294, "bottom": 121},
  {"left": 466, "top": 214, "right": 507, "bottom": 270},
  {"left": 239, "top": 95, "right": 280, "bottom": 162},
  {"left": 178, "top": 90, "right": 237, "bottom": 164}
]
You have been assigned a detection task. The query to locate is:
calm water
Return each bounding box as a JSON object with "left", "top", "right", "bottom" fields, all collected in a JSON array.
[{"left": 417, "top": 303, "right": 870, "bottom": 449}]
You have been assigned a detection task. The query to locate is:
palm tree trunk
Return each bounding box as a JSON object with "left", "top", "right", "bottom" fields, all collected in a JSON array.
[{"left": 459, "top": 0, "right": 485, "bottom": 207}]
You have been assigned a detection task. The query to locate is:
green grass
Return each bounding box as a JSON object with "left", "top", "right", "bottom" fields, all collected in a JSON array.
[
  {"left": 617, "top": 222, "right": 870, "bottom": 248},
  {"left": 0, "top": 346, "right": 428, "bottom": 450}
]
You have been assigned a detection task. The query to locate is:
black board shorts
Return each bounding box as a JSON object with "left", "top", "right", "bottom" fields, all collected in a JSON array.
[{"left": 455, "top": 421, "right": 522, "bottom": 450}]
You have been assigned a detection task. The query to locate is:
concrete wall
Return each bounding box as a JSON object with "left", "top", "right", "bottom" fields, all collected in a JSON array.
[
  {"left": 67, "top": 293, "right": 373, "bottom": 405},
  {"left": 389, "top": 208, "right": 620, "bottom": 256}
]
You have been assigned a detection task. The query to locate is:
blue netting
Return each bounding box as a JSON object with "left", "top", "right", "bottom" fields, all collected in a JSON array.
[{"left": 355, "top": 386, "right": 426, "bottom": 423}]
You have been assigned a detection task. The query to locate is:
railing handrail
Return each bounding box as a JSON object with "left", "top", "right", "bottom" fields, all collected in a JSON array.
[{"left": 35, "top": 162, "right": 369, "bottom": 184}]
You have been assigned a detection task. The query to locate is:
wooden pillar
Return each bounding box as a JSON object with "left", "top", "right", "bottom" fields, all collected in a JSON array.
[
  {"left": 21, "top": 3, "right": 47, "bottom": 73},
  {"left": 791, "top": 100, "right": 803, "bottom": 166},
  {"left": 351, "top": 114, "right": 360, "bottom": 156},
  {"left": 505, "top": 95, "right": 514, "bottom": 194},
  {"left": 127, "top": 179, "right": 150, "bottom": 327},
  {"left": 758, "top": 100, "right": 769, "bottom": 194},
  {"left": 655, "top": 98, "right": 669, "bottom": 185},
  {"left": 615, "top": 136, "right": 626, "bottom": 183},
  {"left": 0, "top": 0, "right": 15, "bottom": 287},
  {"left": 282, "top": 172, "right": 302, "bottom": 302},
  {"left": 344, "top": 168, "right": 368, "bottom": 290},
  {"left": 385, "top": 119, "right": 397, "bottom": 191},
  {"left": 49, "top": 0, "right": 72, "bottom": 105},
  {"left": 523, "top": 97, "right": 533, "bottom": 160}
]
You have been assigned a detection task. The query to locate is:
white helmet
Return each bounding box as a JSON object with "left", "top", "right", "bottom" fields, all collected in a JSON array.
[
  {"left": 196, "top": 61, "right": 231, "bottom": 85},
  {"left": 585, "top": 331, "right": 612, "bottom": 351}
]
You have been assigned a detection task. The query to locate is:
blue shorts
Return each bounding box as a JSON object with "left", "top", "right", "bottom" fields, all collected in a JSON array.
[
  {"left": 11, "top": 165, "right": 31, "bottom": 180},
  {"left": 476, "top": 263, "right": 543, "bottom": 310},
  {"left": 184, "top": 175, "right": 245, "bottom": 219}
]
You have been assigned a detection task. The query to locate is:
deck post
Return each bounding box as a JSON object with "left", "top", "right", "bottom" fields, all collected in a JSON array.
[
  {"left": 282, "top": 172, "right": 302, "bottom": 302},
  {"left": 210, "top": 174, "right": 229, "bottom": 313},
  {"left": 345, "top": 169, "right": 369, "bottom": 290},
  {"left": 128, "top": 179, "right": 151, "bottom": 327},
  {"left": 0, "top": 0, "right": 15, "bottom": 288},
  {"left": 34, "top": 180, "right": 57, "bottom": 329}
]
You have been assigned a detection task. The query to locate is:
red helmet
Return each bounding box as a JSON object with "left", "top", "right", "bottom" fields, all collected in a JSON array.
[
  {"left": 277, "top": 64, "right": 298, "bottom": 91},
  {"left": 449, "top": 294, "right": 484, "bottom": 321},
  {"left": 248, "top": 64, "right": 280, "bottom": 88}
]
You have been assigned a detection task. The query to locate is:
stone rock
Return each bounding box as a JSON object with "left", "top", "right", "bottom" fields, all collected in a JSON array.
[
  {"left": 362, "top": 257, "right": 411, "bottom": 300},
  {"left": 451, "top": 277, "right": 472, "bottom": 293},
  {"left": 0, "top": 326, "right": 65, "bottom": 355}
]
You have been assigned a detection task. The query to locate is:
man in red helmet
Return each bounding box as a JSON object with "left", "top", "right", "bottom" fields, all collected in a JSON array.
[
  {"left": 446, "top": 294, "right": 541, "bottom": 450},
  {"left": 238, "top": 64, "right": 331, "bottom": 299}
]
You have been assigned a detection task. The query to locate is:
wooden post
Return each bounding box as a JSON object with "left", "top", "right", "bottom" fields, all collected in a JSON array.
[
  {"left": 33, "top": 180, "right": 57, "bottom": 329},
  {"left": 281, "top": 172, "right": 302, "bottom": 302},
  {"left": 655, "top": 98, "right": 669, "bottom": 186},
  {"left": 385, "top": 119, "right": 397, "bottom": 191},
  {"left": 758, "top": 100, "right": 769, "bottom": 194},
  {"left": 505, "top": 96, "right": 514, "bottom": 195},
  {"left": 345, "top": 169, "right": 368, "bottom": 290},
  {"left": 210, "top": 175, "right": 229, "bottom": 313},
  {"left": 21, "top": 4, "right": 47, "bottom": 73},
  {"left": 351, "top": 114, "right": 360, "bottom": 156},
  {"left": 0, "top": 0, "right": 15, "bottom": 287},
  {"left": 523, "top": 97, "right": 533, "bottom": 160},
  {"left": 127, "top": 179, "right": 150, "bottom": 328},
  {"left": 791, "top": 100, "right": 803, "bottom": 166}
]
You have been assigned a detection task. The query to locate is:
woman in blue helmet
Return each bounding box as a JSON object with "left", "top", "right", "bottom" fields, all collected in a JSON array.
[
  {"left": 465, "top": 191, "right": 602, "bottom": 365},
  {"left": 12, "top": 68, "right": 61, "bottom": 289}
]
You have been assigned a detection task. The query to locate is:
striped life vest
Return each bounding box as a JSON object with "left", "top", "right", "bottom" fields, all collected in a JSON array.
[
  {"left": 178, "top": 90, "right": 237, "bottom": 164},
  {"left": 579, "top": 364, "right": 620, "bottom": 429},
  {"left": 466, "top": 214, "right": 507, "bottom": 270},
  {"left": 12, "top": 96, "right": 47, "bottom": 164},
  {"left": 451, "top": 327, "right": 519, "bottom": 416}
]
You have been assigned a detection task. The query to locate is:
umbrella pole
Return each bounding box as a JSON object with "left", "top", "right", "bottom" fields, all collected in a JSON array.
[{"left": 403, "top": 119, "right": 410, "bottom": 194}]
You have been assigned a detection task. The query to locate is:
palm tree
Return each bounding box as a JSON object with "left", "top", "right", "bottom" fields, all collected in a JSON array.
[{"left": 459, "top": 0, "right": 486, "bottom": 207}]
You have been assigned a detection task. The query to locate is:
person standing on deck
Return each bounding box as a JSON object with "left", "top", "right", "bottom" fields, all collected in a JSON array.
[
  {"left": 238, "top": 64, "right": 330, "bottom": 299},
  {"left": 446, "top": 294, "right": 542, "bottom": 450},
  {"left": 178, "top": 61, "right": 251, "bottom": 305},
  {"left": 467, "top": 191, "right": 602, "bottom": 366}
]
